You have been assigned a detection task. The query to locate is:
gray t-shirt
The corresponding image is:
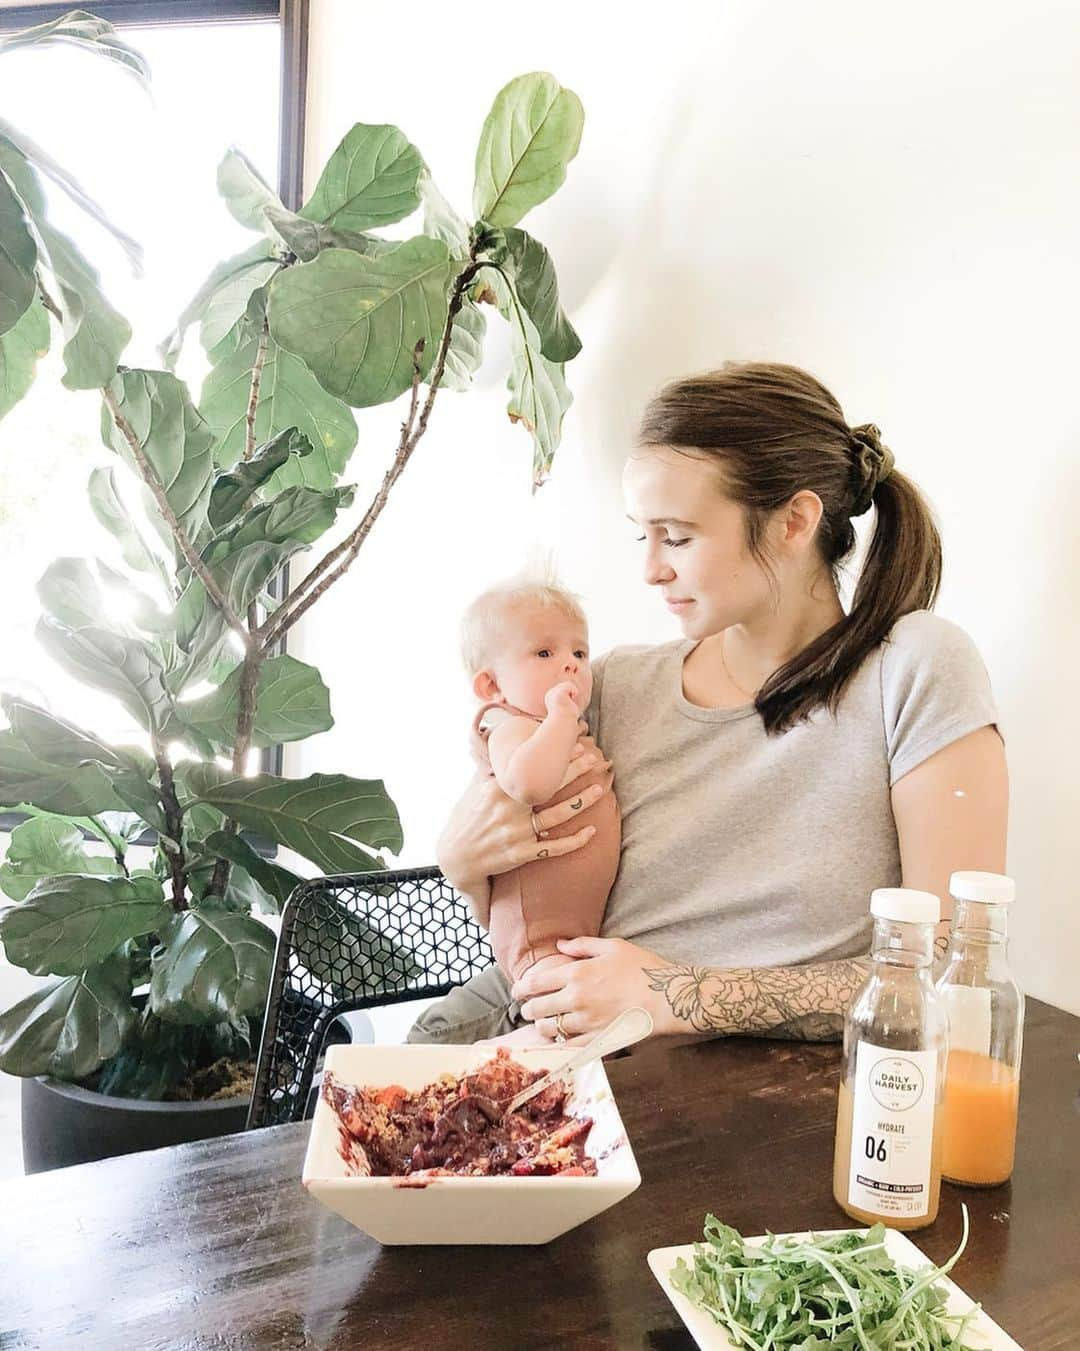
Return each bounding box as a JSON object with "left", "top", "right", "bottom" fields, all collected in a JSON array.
[{"left": 587, "top": 611, "right": 999, "bottom": 968}]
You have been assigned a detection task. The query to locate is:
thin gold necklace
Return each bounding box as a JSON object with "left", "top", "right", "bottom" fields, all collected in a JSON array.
[{"left": 719, "top": 633, "right": 758, "bottom": 703}]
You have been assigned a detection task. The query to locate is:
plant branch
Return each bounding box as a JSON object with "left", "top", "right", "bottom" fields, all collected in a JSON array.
[
  {"left": 255, "top": 261, "right": 482, "bottom": 650},
  {"left": 243, "top": 315, "right": 270, "bottom": 462},
  {"left": 101, "top": 385, "right": 250, "bottom": 643},
  {"left": 207, "top": 639, "right": 264, "bottom": 899},
  {"left": 151, "top": 741, "right": 187, "bottom": 912}
]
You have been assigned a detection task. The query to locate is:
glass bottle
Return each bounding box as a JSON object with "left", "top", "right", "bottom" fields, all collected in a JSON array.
[
  {"left": 833, "top": 888, "right": 948, "bottom": 1231},
  {"left": 936, "top": 871, "right": 1023, "bottom": 1187}
]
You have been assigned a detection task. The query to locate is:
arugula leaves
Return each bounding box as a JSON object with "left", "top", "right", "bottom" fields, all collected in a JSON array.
[{"left": 671, "top": 1208, "right": 979, "bottom": 1349}]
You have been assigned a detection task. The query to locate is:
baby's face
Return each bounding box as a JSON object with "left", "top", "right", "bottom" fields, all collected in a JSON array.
[{"left": 486, "top": 603, "right": 592, "bottom": 718}]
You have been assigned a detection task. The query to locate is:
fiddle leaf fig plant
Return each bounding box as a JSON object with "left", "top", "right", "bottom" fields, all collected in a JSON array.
[{"left": 0, "top": 11, "right": 584, "bottom": 1098}]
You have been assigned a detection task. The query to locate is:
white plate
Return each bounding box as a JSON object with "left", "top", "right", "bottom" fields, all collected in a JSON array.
[{"left": 648, "top": 1228, "right": 1023, "bottom": 1349}]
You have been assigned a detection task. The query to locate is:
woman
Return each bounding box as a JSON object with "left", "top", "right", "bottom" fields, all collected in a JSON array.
[{"left": 411, "top": 363, "right": 1007, "bottom": 1045}]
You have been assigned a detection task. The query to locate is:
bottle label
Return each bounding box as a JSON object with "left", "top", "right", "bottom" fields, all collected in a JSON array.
[{"left": 847, "top": 1042, "right": 939, "bottom": 1220}]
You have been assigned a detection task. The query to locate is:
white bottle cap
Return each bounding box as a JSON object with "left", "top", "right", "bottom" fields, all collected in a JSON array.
[
  {"left": 870, "top": 887, "right": 940, "bottom": 925},
  {"left": 949, "top": 871, "right": 1015, "bottom": 904}
]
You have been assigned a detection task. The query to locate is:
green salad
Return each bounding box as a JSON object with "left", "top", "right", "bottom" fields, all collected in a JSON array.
[{"left": 670, "top": 1206, "right": 979, "bottom": 1350}]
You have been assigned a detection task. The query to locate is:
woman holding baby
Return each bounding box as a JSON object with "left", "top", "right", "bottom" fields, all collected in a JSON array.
[{"left": 409, "top": 362, "right": 1007, "bottom": 1046}]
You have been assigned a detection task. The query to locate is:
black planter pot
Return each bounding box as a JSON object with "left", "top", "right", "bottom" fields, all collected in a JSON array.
[
  {"left": 21, "top": 1074, "right": 249, "bottom": 1173},
  {"left": 18, "top": 1008, "right": 374, "bottom": 1173}
]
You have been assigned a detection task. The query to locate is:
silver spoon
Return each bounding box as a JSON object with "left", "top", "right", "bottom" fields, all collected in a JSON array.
[{"left": 502, "top": 1005, "right": 654, "bottom": 1117}]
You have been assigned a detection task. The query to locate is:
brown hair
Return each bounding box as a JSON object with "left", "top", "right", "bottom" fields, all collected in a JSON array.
[{"left": 637, "top": 362, "right": 942, "bottom": 733}]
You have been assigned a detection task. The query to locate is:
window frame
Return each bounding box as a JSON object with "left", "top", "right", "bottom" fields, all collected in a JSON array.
[{"left": 0, "top": 0, "right": 310, "bottom": 835}]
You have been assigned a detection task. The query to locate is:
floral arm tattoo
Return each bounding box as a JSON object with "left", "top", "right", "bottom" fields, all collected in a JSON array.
[{"left": 643, "top": 958, "right": 871, "bottom": 1042}]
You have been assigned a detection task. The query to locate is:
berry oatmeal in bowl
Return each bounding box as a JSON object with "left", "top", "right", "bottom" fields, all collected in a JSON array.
[{"left": 301, "top": 1043, "right": 640, "bottom": 1244}]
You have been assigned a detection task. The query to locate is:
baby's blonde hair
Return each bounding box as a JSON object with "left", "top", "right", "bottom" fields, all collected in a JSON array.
[{"left": 460, "top": 576, "right": 588, "bottom": 674}]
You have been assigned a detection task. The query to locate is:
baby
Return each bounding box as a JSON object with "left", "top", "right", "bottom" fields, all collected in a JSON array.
[{"left": 460, "top": 580, "right": 621, "bottom": 1010}]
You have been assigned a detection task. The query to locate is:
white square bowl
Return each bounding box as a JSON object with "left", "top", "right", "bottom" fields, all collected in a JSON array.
[{"left": 301, "top": 1042, "right": 641, "bottom": 1245}]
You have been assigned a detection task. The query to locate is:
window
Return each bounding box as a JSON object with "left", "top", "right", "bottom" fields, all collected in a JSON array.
[{"left": 0, "top": 3, "right": 308, "bottom": 822}]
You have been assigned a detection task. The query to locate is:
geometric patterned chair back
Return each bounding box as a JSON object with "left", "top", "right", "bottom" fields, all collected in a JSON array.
[{"left": 246, "top": 866, "right": 494, "bottom": 1129}]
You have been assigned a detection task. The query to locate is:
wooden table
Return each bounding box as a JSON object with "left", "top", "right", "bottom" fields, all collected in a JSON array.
[{"left": 2, "top": 999, "right": 1077, "bottom": 1350}]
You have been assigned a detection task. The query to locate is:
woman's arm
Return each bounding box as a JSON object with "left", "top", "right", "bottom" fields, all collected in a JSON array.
[
  {"left": 642, "top": 957, "right": 870, "bottom": 1041},
  {"left": 515, "top": 727, "right": 1009, "bottom": 1041},
  {"left": 890, "top": 723, "right": 1008, "bottom": 958},
  {"left": 514, "top": 938, "right": 868, "bottom": 1041}
]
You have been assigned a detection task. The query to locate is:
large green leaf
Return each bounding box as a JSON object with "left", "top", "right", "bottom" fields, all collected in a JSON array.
[
  {"left": 0, "top": 873, "right": 168, "bottom": 976},
  {"left": 217, "top": 148, "right": 282, "bottom": 235},
  {"left": 0, "top": 816, "right": 118, "bottom": 903},
  {"left": 503, "top": 227, "right": 580, "bottom": 362},
  {"left": 0, "top": 118, "right": 142, "bottom": 276},
  {"left": 150, "top": 906, "right": 274, "bottom": 1024},
  {"left": 441, "top": 299, "right": 486, "bottom": 393},
  {"left": 200, "top": 316, "right": 358, "bottom": 490},
  {"left": 183, "top": 765, "right": 402, "bottom": 873},
  {"left": 220, "top": 483, "right": 354, "bottom": 551},
  {"left": 0, "top": 728, "right": 127, "bottom": 816},
  {"left": 104, "top": 758, "right": 169, "bottom": 838},
  {"left": 36, "top": 555, "right": 110, "bottom": 631},
  {"left": 0, "top": 11, "right": 151, "bottom": 92},
  {"left": 0, "top": 166, "right": 37, "bottom": 336},
  {"left": 42, "top": 223, "right": 132, "bottom": 388},
  {"left": 0, "top": 956, "right": 134, "bottom": 1080},
  {"left": 201, "top": 256, "right": 281, "bottom": 357},
  {"left": 159, "top": 240, "right": 279, "bottom": 368},
  {"left": 186, "top": 853, "right": 268, "bottom": 914},
  {"left": 207, "top": 427, "right": 313, "bottom": 529},
  {"left": 0, "top": 294, "right": 48, "bottom": 421},
  {"left": 35, "top": 615, "right": 171, "bottom": 732},
  {"left": 419, "top": 170, "right": 470, "bottom": 256},
  {"left": 268, "top": 237, "right": 456, "bottom": 408},
  {"left": 1, "top": 697, "right": 131, "bottom": 772},
  {"left": 198, "top": 831, "right": 302, "bottom": 912},
  {"left": 300, "top": 123, "right": 424, "bottom": 233},
  {"left": 101, "top": 369, "right": 214, "bottom": 549},
  {"left": 0, "top": 139, "right": 132, "bottom": 388},
  {"left": 88, "top": 465, "right": 172, "bottom": 587},
  {"left": 175, "top": 654, "right": 332, "bottom": 752},
  {"left": 262, "top": 202, "right": 387, "bottom": 263},
  {"left": 95, "top": 559, "right": 173, "bottom": 640},
  {"left": 473, "top": 73, "right": 584, "bottom": 227},
  {"left": 506, "top": 306, "right": 572, "bottom": 488}
]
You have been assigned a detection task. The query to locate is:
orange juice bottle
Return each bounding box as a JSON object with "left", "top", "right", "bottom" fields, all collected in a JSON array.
[
  {"left": 833, "top": 889, "right": 948, "bottom": 1231},
  {"left": 936, "top": 871, "right": 1023, "bottom": 1187}
]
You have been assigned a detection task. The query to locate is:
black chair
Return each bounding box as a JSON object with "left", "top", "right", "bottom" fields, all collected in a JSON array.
[{"left": 246, "top": 865, "right": 495, "bottom": 1129}]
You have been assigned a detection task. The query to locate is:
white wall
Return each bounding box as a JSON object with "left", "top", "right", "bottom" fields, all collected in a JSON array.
[{"left": 291, "top": 0, "right": 1080, "bottom": 1015}]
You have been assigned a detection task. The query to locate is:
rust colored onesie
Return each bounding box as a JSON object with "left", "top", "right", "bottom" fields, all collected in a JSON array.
[{"left": 472, "top": 702, "right": 621, "bottom": 984}]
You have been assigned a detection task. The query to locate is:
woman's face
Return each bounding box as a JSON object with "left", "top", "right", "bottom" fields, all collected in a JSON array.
[{"left": 622, "top": 446, "right": 778, "bottom": 640}]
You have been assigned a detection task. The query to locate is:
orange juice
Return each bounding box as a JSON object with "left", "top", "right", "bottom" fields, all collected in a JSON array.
[{"left": 942, "top": 1049, "right": 1019, "bottom": 1186}]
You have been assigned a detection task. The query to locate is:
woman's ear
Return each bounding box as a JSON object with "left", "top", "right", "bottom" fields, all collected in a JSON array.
[
  {"left": 779, "top": 490, "right": 825, "bottom": 552},
  {"left": 472, "top": 669, "right": 501, "bottom": 702}
]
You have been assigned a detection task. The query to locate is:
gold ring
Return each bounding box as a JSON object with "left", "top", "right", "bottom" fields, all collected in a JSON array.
[
  {"left": 554, "top": 1013, "right": 569, "bottom": 1043},
  {"left": 530, "top": 810, "right": 548, "bottom": 841}
]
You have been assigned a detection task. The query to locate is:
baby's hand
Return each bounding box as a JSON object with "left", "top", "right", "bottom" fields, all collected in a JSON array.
[{"left": 544, "top": 682, "right": 579, "bottom": 718}]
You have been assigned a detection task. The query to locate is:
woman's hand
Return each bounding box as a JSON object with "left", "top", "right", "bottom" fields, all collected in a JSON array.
[
  {"left": 435, "top": 736, "right": 609, "bottom": 915},
  {"left": 511, "top": 936, "right": 671, "bottom": 1040}
]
